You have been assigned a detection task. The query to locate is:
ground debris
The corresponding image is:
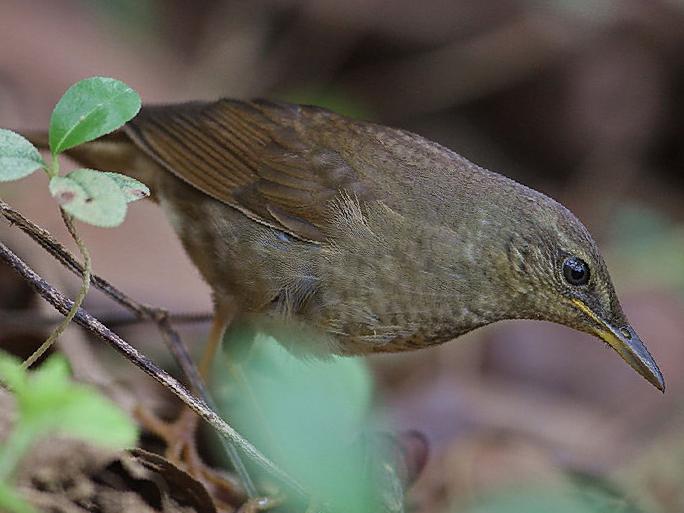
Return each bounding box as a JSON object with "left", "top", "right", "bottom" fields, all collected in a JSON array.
[
  {"left": 2, "top": 394, "right": 220, "bottom": 513},
  {"left": 12, "top": 439, "right": 219, "bottom": 513}
]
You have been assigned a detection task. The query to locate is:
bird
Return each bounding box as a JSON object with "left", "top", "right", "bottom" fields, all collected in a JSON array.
[
  {"left": 26, "top": 98, "right": 664, "bottom": 389},
  {"left": 22, "top": 99, "right": 664, "bottom": 491}
]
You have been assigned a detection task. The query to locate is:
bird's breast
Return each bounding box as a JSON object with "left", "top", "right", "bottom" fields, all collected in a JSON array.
[{"left": 312, "top": 201, "right": 491, "bottom": 354}]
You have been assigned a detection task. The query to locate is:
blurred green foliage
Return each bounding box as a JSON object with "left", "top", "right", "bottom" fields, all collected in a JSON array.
[
  {"left": 0, "top": 352, "right": 138, "bottom": 513},
  {"left": 458, "top": 483, "right": 643, "bottom": 513},
  {"left": 609, "top": 205, "right": 684, "bottom": 297},
  {"left": 212, "top": 332, "right": 403, "bottom": 512}
]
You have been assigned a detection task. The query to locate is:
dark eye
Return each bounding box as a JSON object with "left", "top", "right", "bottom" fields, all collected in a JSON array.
[{"left": 563, "top": 256, "right": 590, "bottom": 286}]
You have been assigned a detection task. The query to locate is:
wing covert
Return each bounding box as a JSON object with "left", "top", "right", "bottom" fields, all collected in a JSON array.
[{"left": 125, "top": 99, "right": 368, "bottom": 242}]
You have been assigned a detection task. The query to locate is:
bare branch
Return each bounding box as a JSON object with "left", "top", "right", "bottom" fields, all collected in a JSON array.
[
  {"left": 0, "top": 198, "right": 210, "bottom": 429},
  {"left": 0, "top": 198, "right": 260, "bottom": 497},
  {"left": 0, "top": 238, "right": 306, "bottom": 498},
  {"left": 0, "top": 199, "right": 155, "bottom": 316},
  {"left": 0, "top": 310, "right": 212, "bottom": 330}
]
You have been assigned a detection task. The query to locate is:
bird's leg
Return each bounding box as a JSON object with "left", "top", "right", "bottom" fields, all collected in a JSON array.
[
  {"left": 164, "top": 308, "right": 230, "bottom": 462},
  {"left": 136, "top": 307, "right": 258, "bottom": 501}
]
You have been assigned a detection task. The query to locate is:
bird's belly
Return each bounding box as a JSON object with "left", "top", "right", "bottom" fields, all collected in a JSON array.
[
  {"left": 316, "top": 294, "right": 485, "bottom": 355},
  {"left": 155, "top": 174, "right": 487, "bottom": 356},
  {"left": 156, "top": 175, "right": 313, "bottom": 312},
  {"left": 314, "top": 258, "right": 487, "bottom": 354}
]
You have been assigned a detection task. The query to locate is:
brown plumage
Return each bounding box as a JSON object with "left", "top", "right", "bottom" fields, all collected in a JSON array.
[{"left": 25, "top": 98, "right": 664, "bottom": 389}]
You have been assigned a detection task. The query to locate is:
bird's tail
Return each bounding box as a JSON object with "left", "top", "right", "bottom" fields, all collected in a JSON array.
[
  {"left": 19, "top": 129, "right": 158, "bottom": 199},
  {"left": 22, "top": 129, "right": 134, "bottom": 171}
]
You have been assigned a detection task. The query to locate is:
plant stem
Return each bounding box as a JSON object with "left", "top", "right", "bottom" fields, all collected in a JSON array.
[
  {"left": 0, "top": 240, "right": 307, "bottom": 500},
  {"left": 21, "top": 210, "right": 90, "bottom": 369},
  {"left": 0, "top": 200, "right": 284, "bottom": 502},
  {"left": 47, "top": 157, "right": 59, "bottom": 178}
]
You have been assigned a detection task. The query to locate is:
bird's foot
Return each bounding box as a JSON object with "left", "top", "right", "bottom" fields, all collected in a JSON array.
[{"left": 135, "top": 405, "right": 248, "bottom": 509}]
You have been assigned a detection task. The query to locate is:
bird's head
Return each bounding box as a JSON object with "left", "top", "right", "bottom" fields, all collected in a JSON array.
[{"left": 492, "top": 189, "right": 664, "bottom": 391}]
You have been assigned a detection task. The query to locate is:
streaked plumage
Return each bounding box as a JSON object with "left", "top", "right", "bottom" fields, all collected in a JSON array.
[{"left": 24, "top": 99, "right": 664, "bottom": 388}]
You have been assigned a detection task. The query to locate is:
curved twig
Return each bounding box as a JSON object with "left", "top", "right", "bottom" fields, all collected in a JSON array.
[
  {"left": 0, "top": 239, "right": 306, "bottom": 499},
  {"left": 0, "top": 199, "right": 259, "bottom": 497},
  {"left": 21, "top": 210, "right": 91, "bottom": 369}
]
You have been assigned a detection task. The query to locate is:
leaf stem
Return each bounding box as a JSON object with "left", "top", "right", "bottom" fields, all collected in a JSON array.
[
  {"left": 21, "top": 210, "right": 90, "bottom": 369},
  {"left": 0, "top": 199, "right": 309, "bottom": 502},
  {"left": 46, "top": 156, "right": 59, "bottom": 178},
  {"left": 0, "top": 240, "right": 307, "bottom": 499}
]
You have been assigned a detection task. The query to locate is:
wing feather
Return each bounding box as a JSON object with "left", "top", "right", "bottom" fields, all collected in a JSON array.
[{"left": 124, "top": 99, "right": 373, "bottom": 242}]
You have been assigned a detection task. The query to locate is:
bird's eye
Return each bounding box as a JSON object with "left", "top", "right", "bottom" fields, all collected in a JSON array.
[{"left": 563, "top": 256, "right": 590, "bottom": 286}]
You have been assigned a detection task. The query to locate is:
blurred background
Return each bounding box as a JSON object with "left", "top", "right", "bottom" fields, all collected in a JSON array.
[{"left": 1, "top": 0, "right": 683, "bottom": 511}]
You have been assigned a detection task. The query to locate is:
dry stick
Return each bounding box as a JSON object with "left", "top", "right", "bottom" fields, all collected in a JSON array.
[
  {"left": 0, "top": 201, "right": 193, "bottom": 378},
  {"left": 0, "top": 310, "right": 213, "bottom": 330},
  {"left": 0, "top": 239, "right": 306, "bottom": 499},
  {"left": 0, "top": 200, "right": 257, "bottom": 496},
  {"left": 0, "top": 199, "right": 151, "bottom": 316},
  {"left": 0, "top": 201, "right": 194, "bottom": 387}
]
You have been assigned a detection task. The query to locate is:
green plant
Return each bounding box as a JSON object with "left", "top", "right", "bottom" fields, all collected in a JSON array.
[
  {"left": 0, "top": 76, "right": 148, "bottom": 368},
  {"left": 0, "top": 77, "right": 309, "bottom": 505},
  {"left": 0, "top": 351, "right": 138, "bottom": 513},
  {"left": 213, "top": 333, "right": 404, "bottom": 513},
  {"left": 0, "top": 76, "right": 145, "bottom": 512}
]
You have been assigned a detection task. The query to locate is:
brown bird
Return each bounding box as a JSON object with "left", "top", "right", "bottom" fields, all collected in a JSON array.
[
  {"left": 24, "top": 98, "right": 664, "bottom": 495},
  {"left": 27, "top": 98, "right": 664, "bottom": 390}
]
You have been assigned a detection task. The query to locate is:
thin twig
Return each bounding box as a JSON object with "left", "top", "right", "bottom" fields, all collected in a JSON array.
[
  {"left": 0, "top": 199, "right": 257, "bottom": 496},
  {"left": 0, "top": 310, "right": 212, "bottom": 330},
  {"left": 0, "top": 200, "right": 199, "bottom": 398},
  {"left": 0, "top": 199, "right": 153, "bottom": 316},
  {"left": 0, "top": 239, "right": 306, "bottom": 499},
  {"left": 0, "top": 200, "right": 206, "bottom": 418},
  {"left": 21, "top": 210, "right": 91, "bottom": 369},
  {"left": 0, "top": 200, "right": 200, "bottom": 392}
]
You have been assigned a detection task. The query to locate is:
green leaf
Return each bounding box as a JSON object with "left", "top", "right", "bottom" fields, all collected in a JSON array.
[
  {"left": 15, "top": 354, "right": 138, "bottom": 449},
  {"left": 49, "top": 169, "right": 127, "bottom": 227},
  {"left": 0, "top": 130, "right": 45, "bottom": 182},
  {"left": 0, "top": 352, "right": 137, "bottom": 487},
  {"left": 102, "top": 172, "right": 150, "bottom": 202},
  {"left": 49, "top": 77, "right": 141, "bottom": 155},
  {"left": 0, "top": 481, "right": 36, "bottom": 513},
  {"left": 46, "top": 386, "right": 138, "bottom": 448},
  {"left": 213, "top": 334, "right": 376, "bottom": 512},
  {"left": 28, "top": 352, "right": 71, "bottom": 393},
  {"left": 0, "top": 351, "right": 27, "bottom": 393}
]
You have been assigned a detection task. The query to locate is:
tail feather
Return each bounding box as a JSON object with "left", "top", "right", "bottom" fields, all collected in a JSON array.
[
  {"left": 20, "top": 130, "right": 133, "bottom": 169},
  {"left": 18, "top": 129, "right": 159, "bottom": 201}
]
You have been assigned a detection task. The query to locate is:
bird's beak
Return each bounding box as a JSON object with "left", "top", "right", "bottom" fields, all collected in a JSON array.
[{"left": 571, "top": 299, "right": 665, "bottom": 392}]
